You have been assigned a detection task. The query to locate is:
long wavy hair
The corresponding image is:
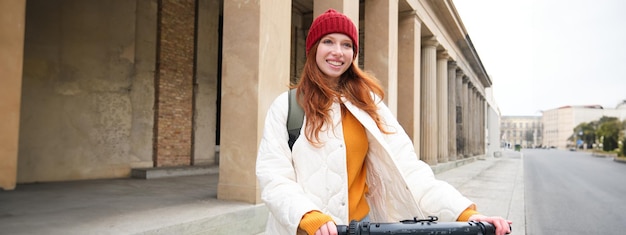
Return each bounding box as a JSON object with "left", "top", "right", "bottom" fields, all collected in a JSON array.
[{"left": 293, "top": 42, "right": 392, "bottom": 146}]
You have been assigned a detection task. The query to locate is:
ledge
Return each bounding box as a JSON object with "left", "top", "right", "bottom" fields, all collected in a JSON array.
[
  {"left": 591, "top": 152, "right": 618, "bottom": 158},
  {"left": 131, "top": 164, "right": 219, "bottom": 179},
  {"left": 431, "top": 156, "right": 479, "bottom": 174}
]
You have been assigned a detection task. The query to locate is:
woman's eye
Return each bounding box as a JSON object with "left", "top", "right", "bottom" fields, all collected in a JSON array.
[
  {"left": 322, "top": 39, "right": 333, "bottom": 44},
  {"left": 343, "top": 43, "right": 352, "bottom": 48}
]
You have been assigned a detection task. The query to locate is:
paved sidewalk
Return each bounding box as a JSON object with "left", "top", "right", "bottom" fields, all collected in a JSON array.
[
  {"left": 0, "top": 150, "right": 524, "bottom": 235},
  {"left": 0, "top": 167, "right": 267, "bottom": 235},
  {"left": 436, "top": 151, "right": 525, "bottom": 234}
]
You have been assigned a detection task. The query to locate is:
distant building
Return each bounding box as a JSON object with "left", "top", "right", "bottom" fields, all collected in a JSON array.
[
  {"left": 501, "top": 116, "right": 543, "bottom": 148},
  {"left": 541, "top": 102, "right": 626, "bottom": 149}
]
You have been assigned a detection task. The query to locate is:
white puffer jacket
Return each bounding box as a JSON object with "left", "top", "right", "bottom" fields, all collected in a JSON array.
[{"left": 256, "top": 91, "right": 474, "bottom": 234}]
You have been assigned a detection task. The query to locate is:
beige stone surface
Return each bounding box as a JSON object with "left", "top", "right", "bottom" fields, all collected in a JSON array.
[
  {"left": 364, "top": 0, "right": 399, "bottom": 115},
  {"left": 397, "top": 12, "right": 422, "bottom": 155},
  {"left": 18, "top": 1, "right": 151, "bottom": 182},
  {"left": 218, "top": 0, "right": 291, "bottom": 204},
  {"left": 420, "top": 37, "right": 439, "bottom": 165},
  {"left": 447, "top": 61, "right": 457, "bottom": 160},
  {"left": 0, "top": 0, "right": 25, "bottom": 190},
  {"left": 436, "top": 52, "right": 449, "bottom": 163}
]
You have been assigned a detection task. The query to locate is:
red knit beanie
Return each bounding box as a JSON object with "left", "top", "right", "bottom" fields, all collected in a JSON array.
[{"left": 306, "top": 8, "right": 358, "bottom": 57}]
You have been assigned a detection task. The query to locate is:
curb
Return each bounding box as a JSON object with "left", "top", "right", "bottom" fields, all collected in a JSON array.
[{"left": 614, "top": 157, "right": 626, "bottom": 164}]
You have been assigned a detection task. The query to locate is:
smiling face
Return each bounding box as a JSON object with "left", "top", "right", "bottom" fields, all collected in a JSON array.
[{"left": 315, "top": 33, "right": 354, "bottom": 81}]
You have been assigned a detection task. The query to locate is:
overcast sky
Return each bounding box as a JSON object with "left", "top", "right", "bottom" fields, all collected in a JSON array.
[{"left": 452, "top": 0, "right": 626, "bottom": 116}]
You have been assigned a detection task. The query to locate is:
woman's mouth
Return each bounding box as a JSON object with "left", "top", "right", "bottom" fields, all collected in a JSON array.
[{"left": 327, "top": 60, "right": 344, "bottom": 66}]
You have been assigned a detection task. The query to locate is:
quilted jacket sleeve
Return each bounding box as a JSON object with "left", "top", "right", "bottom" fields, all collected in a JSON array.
[{"left": 256, "top": 92, "right": 320, "bottom": 234}]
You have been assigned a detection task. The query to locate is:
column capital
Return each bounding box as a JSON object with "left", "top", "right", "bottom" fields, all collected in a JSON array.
[
  {"left": 400, "top": 11, "right": 423, "bottom": 25},
  {"left": 437, "top": 50, "right": 449, "bottom": 60},
  {"left": 448, "top": 60, "right": 457, "bottom": 68},
  {"left": 421, "top": 36, "right": 439, "bottom": 48},
  {"left": 456, "top": 69, "right": 464, "bottom": 78},
  {"left": 399, "top": 10, "right": 416, "bottom": 17},
  {"left": 462, "top": 76, "right": 470, "bottom": 83}
]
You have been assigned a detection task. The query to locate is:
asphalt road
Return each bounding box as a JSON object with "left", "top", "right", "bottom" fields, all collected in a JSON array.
[{"left": 524, "top": 149, "right": 626, "bottom": 234}]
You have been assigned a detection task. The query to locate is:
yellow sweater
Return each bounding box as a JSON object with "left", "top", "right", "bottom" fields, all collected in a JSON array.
[{"left": 299, "top": 109, "right": 478, "bottom": 234}]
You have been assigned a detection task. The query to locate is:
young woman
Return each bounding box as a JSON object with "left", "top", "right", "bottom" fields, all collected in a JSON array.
[{"left": 256, "top": 9, "right": 512, "bottom": 235}]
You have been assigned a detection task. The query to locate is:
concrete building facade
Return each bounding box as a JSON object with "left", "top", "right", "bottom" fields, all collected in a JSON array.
[
  {"left": 501, "top": 116, "right": 543, "bottom": 148},
  {"left": 1, "top": 0, "right": 495, "bottom": 208},
  {"left": 542, "top": 103, "right": 626, "bottom": 149},
  {"left": 484, "top": 87, "right": 502, "bottom": 157}
]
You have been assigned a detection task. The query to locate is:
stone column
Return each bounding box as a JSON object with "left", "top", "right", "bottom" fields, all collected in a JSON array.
[
  {"left": 467, "top": 89, "right": 472, "bottom": 156},
  {"left": 459, "top": 78, "right": 467, "bottom": 157},
  {"left": 397, "top": 11, "right": 421, "bottom": 154},
  {"left": 436, "top": 51, "right": 449, "bottom": 163},
  {"left": 480, "top": 96, "right": 485, "bottom": 154},
  {"left": 478, "top": 96, "right": 483, "bottom": 155},
  {"left": 314, "top": 0, "right": 359, "bottom": 29},
  {"left": 469, "top": 88, "right": 476, "bottom": 156},
  {"left": 447, "top": 62, "right": 457, "bottom": 161},
  {"left": 463, "top": 80, "right": 471, "bottom": 157},
  {"left": 471, "top": 88, "right": 478, "bottom": 156},
  {"left": 420, "top": 37, "right": 439, "bottom": 165},
  {"left": 455, "top": 70, "right": 464, "bottom": 157},
  {"left": 0, "top": 0, "right": 25, "bottom": 190},
  {"left": 219, "top": 0, "right": 291, "bottom": 203},
  {"left": 481, "top": 96, "right": 486, "bottom": 155},
  {"left": 365, "top": 0, "right": 398, "bottom": 115},
  {"left": 473, "top": 89, "right": 479, "bottom": 155}
]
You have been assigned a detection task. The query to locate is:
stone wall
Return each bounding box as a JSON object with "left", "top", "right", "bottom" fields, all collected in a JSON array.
[
  {"left": 17, "top": 0, "right": 221, "bottom": 183},
  {"left": 18, "top": 0, "right": 153, "bottom": 182}
]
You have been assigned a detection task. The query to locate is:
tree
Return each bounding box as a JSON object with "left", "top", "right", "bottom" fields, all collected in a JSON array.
[
  {"left": 596, "top": 116, "right": 621, "bottom": 152},
  {"left": 571, "top": 122, "right": 596, "bottom": 149},
  {"left": 621, "top": 136, "right": 626, "bottom": 157},
  {"left": 572, "top": 116, "right": 625, "bottom": 151},
  {"left": 621, "top": 120, "right": 626, "bottom": 156},
  {"left": 622, "top": 119, "right": 626, "bottom": 140}
]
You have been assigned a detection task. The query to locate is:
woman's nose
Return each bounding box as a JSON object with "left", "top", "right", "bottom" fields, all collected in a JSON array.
[{"left": 330, "top": 43, "right": 343, "bottom": 55}]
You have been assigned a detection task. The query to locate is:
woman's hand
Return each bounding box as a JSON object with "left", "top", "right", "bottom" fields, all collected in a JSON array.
[
  {"left": 314, "top": 221, "right": 338, "bottom": 235},
  {"left": 468, "top": 214, "right": 512, "bottom": 235}
]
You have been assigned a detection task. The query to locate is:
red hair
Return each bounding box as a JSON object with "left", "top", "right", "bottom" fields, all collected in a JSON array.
[{"left": 293, "top": 42, "right": 391, "bottom": 146}]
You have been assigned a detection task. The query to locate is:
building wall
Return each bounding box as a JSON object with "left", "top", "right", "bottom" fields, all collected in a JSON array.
[
  {"left": 542, "top": 105, "right": 626, "bottom": 149},
  {"left": 18, "top": 0, "right": 220, "bottom": 182},
  {"left": 501, "top": 116, "right": 542, "bottom": 148},
  {"left": 486, "top": 105, "right": 501, "bottom": 156},
  {"left": 193, "top": 0, "right": 220, "bottom": 165},
  {"left": 18, "top": 0, "right": 152, "bottom": 182},
  {"left": 542, "top": 109, "right": 558, "bottom": 148},
  {"left": 484, "top": 88, "right": 501, "bottom": 157},
  {"left": 5, "top": 0, "right": 497, "bottom": 201}
]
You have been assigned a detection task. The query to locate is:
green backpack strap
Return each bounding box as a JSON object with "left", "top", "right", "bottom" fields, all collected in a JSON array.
[{"left": 287, "top": 88, "right": 304, "bottom": 151}]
